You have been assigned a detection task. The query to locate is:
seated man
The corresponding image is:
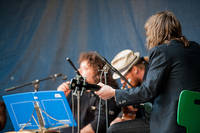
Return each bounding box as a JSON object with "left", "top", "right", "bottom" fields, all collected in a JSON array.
[
  {"left": 57, "top": 51, "right": 120, "bottom": 133},
  {"left": 104, "top": 49, "right": 151, "bottom": 133}
]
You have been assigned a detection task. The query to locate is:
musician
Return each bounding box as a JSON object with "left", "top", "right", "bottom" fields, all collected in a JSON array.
[
  {"left": 57, "top": 51, "right": 120, "bottom": 133},
  {"left": 107, "top": 49, "right": 150, "bottom": 133},
  {"left": 95, "top": 11, "right": 200, "bottom": 133}
]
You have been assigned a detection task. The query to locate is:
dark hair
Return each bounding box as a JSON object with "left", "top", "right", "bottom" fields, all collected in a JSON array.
[{"left": 79, "top": 51, "right": 119, "bottom": 89}]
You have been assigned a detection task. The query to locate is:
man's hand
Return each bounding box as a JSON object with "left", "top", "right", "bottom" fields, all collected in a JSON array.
[
  {"left": 122, "top": 105, "right": 138, "bottom": 121},
  {"left": 80, "top": 124, "right": 95, "bottom": 133},
  {"left": 110, "top": 117, "right": 123, "bottom": 126},
  {"left": 57, "top": 81, "right": 71, "bottom": 97},
  {"left": 95, "top": 82, "right": 115, "bottom": 100}
]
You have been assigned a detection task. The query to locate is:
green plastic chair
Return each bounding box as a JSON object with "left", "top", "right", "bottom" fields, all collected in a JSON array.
[{"left": 177, "top": 90, "right": 200, "bottom": 133}]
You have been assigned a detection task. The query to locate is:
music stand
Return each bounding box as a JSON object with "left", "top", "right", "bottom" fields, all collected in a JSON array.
[{"left": 3, "top": 91, "right": 77, "bottom": 132}]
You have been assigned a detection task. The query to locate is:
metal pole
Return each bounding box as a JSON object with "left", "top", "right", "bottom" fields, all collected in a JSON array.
[{"left": 77, "top": 91, "right": 80, "bottom": 133}]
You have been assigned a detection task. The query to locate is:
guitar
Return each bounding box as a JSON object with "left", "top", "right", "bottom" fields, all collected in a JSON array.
[{"left": 121, "top": 83, "right": 139, "bottom": 120}]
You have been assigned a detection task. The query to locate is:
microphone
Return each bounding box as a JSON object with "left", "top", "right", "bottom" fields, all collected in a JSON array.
[
  {"left": 62, "top": 75, "right": 68, "bottom": 80},
  {"left": 50, "top": 73, "right": 67, "bottom": 80},
  {"left": 54, "top": 73, "right": 63, "bottom": 78},
  {"left": 50, "top": 73, "right": 67, "bottom": 81}
]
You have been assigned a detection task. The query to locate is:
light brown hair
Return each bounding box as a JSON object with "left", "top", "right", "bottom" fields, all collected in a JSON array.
[{"left": 145, "top": 11, "right": 189, "bottom": 49}]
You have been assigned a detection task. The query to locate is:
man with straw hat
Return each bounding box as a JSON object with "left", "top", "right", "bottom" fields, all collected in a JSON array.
[{"left": 107, "top": 49, "right": 151, "bottom": 133}]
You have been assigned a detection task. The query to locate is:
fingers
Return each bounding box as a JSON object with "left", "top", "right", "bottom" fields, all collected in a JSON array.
[
  {"left": 57, "top": 82, "right": 70, "bottom": 91},
  {"left": 95, "top": 82, "right": 104, "bottom": 95},
  {"left": 110, "top": 117, "right": 122, "bottom": 125},
  {"left": 57, "top": 81, "right": 71, "bottom": 97},
  {"left": 95, "top": 88, "right": 106, "bottom": 100},
  {"left": 97, "top": 82, "right": 104, "bottom": 87},
  {"left": 95, "top": 84, "right": 115, "bottom": 100}
]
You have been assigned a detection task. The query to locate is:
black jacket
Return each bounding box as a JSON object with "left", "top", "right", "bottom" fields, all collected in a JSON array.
[
  {"left": 61, "top": 91, "right": 120, "bottom": 133},
  {"left": 115, "top": 40, "right": 200, "bottom": 133}
]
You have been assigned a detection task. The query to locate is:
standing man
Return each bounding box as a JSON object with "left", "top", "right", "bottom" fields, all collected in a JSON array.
[
  {"left": 96, "top": 11, "right": 200, "bottom": 133},
  {"left": 107, "top": 49, "right": 150, "bottom": 133}
]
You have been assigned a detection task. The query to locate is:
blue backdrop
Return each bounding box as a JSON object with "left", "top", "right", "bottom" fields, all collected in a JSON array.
[{"left": 0, "top": 0, "right": 200, "bottom": 131}]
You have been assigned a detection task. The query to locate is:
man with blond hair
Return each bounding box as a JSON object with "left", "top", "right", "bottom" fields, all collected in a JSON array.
[{"left": 96, "top": 11, "right": 200, "bottom": 133}]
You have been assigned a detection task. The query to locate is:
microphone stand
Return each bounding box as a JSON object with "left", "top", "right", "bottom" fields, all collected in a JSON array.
[
  {"left": 66, "top": 58, "right": 84, "bottom": 133},
  {"left": 74, "top": 75, "right": 85, "bottom": 133},
  {"left": 95, "top": 52, "right": 134, "bottom": 88},
  {"left": 5, "top": 73, "right": 64, "bottom": 92},
  {"left": 102, "top": 65, "right": 109, "bottom": 133},
  {"left": 4, "top": 73, "right": 65, "bottom": 133}
]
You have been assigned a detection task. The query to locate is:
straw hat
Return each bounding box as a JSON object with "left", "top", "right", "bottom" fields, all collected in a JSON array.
[{"left": 111, "top": 49, "right": 140, "bottom": 79}]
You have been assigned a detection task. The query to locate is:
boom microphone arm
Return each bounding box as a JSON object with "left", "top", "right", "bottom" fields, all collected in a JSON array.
[
  {"left": 66, "top": 57, "right": 81, "bottom": 76},
  {"left": 5, "top": 73, "right": 65, "bottom": 92},
  {"left": 95, "top": 52, "right": 134, "bottom": 88}
]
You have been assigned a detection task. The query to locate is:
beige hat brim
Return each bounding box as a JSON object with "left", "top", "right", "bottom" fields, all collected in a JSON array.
[{"left": 112, "top": 52, "right": 140, "bottom": 79}]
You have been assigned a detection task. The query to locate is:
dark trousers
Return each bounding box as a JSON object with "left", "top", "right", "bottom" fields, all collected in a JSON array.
[{"left": 107, "top": 118, "right": 150, "bottom": 133}]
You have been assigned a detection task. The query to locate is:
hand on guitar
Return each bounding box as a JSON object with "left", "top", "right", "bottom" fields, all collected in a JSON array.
[
  {"left": 110, "top": 105, "right": 138, "bottom": 126},
  {"left": 122, "top": 106, "right": 138, "bottom": 121},
  {"left": 110, "top": 117, "right": 124, "bottom": 126}
]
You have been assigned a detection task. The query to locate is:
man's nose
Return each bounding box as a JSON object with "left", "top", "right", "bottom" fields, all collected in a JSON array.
[{"left": 120, "top": 79, "right": 125, "bottom": 84}]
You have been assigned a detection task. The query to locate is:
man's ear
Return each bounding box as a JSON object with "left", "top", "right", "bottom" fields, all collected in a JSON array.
[{"left": 132, "top": 66, "right": 138, "bottom": 74}]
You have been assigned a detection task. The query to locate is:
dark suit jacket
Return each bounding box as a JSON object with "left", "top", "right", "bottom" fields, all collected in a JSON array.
[
  {"left": 60, "top": 91, "right": 120, "bottom": 133},
  {"left": 115, "top": 40, "right": 200, "bottom": 133}
]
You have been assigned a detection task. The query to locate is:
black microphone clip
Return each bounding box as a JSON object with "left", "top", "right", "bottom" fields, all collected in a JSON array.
[{"left": 70, "top": 78, "right": 101, "bottom": 91}]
